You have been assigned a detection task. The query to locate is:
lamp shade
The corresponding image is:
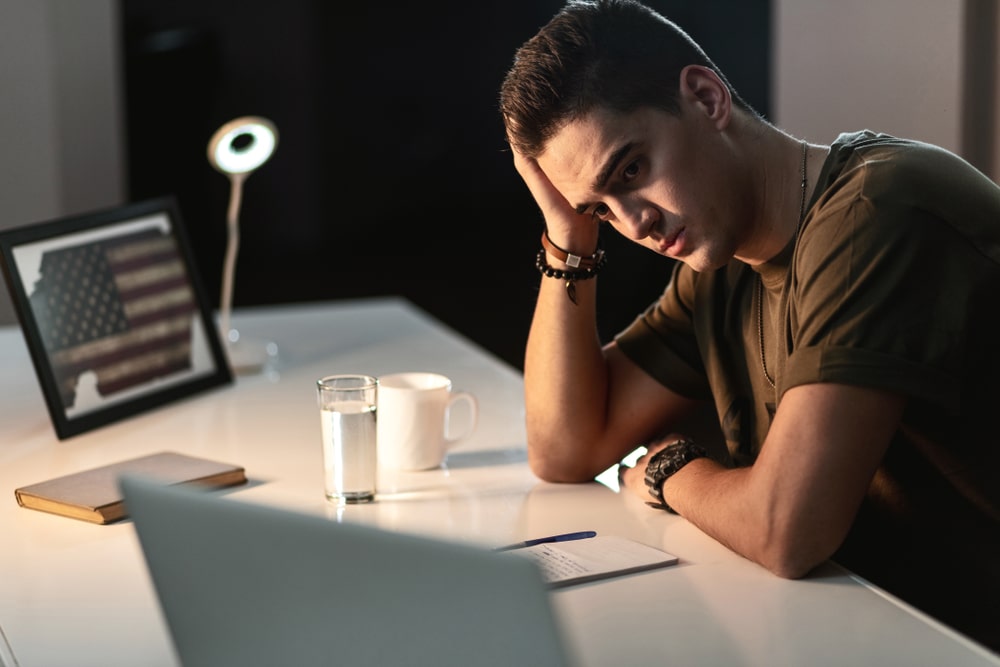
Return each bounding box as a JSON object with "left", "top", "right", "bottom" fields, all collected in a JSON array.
[{"left": 207, "top": 116, "right": 278, "bottom": 176}]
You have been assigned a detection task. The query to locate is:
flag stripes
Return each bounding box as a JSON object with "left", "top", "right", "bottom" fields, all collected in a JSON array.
[{"left": 29, "top": 228, "right": 198, "bottom": 408}]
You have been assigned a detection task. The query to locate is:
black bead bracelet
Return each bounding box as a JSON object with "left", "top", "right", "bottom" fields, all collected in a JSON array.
[
  {"left": 535, "top": 249, "right": 608, "bottom": 305},
  {"left": 535, "top": 249, "right": 607, "bottom": 281}
]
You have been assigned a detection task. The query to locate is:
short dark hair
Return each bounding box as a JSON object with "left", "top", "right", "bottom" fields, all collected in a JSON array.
[{"left": 499, "top": 0, "right": 756, "bottom": 157}]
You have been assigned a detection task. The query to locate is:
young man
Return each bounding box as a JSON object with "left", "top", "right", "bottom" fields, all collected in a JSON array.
[{"left": 500, "top": 0, "right": 1000, "bottom": 652}]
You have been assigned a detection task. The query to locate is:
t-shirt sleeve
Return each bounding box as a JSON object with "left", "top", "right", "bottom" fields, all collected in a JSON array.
[
  {"left": 782, "top": 168, "right": 968, "bottom": 411},
  {"left": 615, "top": 262, "right": 713, "bottom": 400}
]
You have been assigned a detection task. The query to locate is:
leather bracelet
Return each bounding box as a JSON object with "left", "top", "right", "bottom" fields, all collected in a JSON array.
[{"left": 540, "top": 230, "right": 604, "bottom": 269}]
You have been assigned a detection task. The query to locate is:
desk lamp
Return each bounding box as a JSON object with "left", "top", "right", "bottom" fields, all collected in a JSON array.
[{"left": 207, "top": 115, "right": 279, "bottom": 374}]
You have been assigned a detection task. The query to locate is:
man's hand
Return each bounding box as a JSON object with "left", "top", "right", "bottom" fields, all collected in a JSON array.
[
  {"left": 617, "top": 434, "right": 687, "bottom": 503},
  {"left": 511, "top": 149, "right": 600, "bottom": 258}
]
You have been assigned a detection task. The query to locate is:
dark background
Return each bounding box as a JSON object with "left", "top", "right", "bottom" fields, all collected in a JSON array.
[{"left": 121, "top": 0, "right": 771, "bottom": 370}]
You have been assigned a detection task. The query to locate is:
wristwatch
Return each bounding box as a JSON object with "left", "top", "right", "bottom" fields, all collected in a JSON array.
[{"left": 644, "top": 438, "right": 708, "bottom": 513}]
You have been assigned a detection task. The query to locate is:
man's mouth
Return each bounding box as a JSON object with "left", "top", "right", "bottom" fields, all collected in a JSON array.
[{"left": 659, "top": 227, "right": 685, "bottom": 256}]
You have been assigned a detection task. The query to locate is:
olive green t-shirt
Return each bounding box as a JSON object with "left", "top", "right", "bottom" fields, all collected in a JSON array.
[{"left": 616, "top": 131, "right": 1000, "bottom": 650}]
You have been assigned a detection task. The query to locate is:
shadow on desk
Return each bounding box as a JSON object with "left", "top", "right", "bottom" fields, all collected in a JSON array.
[{"left": 445, "top": 448, "right": 528, "bottom": 469}]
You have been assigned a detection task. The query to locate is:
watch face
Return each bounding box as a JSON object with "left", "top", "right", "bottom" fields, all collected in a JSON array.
[
  {"left": 657, "top": 455, "right": 676, "bottom": 476},
  {"left": 646, "top": 440, "right": 707, "bottom": 486},
  {"left": 643, "top": 440, "right": 707, "bottom": 514},
  {"left": 644, "top": 451, "right": 671, "bottom": 493}
]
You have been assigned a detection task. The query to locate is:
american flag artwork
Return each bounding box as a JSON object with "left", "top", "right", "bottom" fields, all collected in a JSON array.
[{"left": 25, "top": 226, "right": 197, "bottom": 410}]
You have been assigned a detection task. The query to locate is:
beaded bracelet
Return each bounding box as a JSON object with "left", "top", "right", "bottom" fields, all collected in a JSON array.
[{"left": 535, "top": 249, "right": 608, "bottom": 305}]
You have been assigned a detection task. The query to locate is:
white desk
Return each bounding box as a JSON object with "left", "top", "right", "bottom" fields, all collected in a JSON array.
[{"left": 0, "top": 297, "right": 997, "bottom": 667}]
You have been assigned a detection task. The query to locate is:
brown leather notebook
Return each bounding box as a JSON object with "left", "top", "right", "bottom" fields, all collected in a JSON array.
[{"left": 14, "top": 451, "right": 247, "bottom": 524}]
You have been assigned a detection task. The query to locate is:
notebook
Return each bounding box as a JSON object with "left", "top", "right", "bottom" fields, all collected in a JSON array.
[
  {"left": 15, "top": 451, "right": 246, "bottom": 524},
  {"left": 119, "top": 474, "right": 574, "bottom": 667},
  {"left": 517, "top": 535, "right": 678, "bottom": 588}
]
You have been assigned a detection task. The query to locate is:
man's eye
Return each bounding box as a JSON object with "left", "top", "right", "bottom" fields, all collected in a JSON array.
[
  {"left": 623, "top": 161, "right": 640, "bottom": 181},
  {"left": 592, "top": 204, "right": 611, "bottom": 221}
]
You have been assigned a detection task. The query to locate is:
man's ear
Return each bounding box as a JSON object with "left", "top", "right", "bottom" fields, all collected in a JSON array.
[{"left": 679, "top": 65, "right": 732, "bottom": 129}]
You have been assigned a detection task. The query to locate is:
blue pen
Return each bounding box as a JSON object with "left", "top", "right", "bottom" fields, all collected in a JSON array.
[{"left": 494, "top": 530, "right": 597, "bottom": 552}]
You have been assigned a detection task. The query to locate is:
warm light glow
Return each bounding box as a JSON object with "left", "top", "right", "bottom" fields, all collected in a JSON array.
[{"left": 207, "top": 117, "right": 278, "bottom": 175}]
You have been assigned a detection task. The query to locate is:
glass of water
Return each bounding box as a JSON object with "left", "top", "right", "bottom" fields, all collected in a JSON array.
[{"left": 316, "top": 374, "right": 378, "bottom": 504}]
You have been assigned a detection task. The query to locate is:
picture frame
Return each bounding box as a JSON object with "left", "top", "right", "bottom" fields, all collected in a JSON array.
[{"left": 0, "top": 196, "right": 233, "bottom": 439}]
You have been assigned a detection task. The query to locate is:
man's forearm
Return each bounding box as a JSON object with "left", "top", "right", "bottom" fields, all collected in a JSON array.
[
  {"left": 524, "top": 274, "right": 615, "bottom": 481},
  {"left": 648, "top": 384, "right": 903, "bottom": 578}
]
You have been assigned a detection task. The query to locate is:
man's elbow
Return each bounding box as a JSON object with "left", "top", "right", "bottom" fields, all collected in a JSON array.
[
  {"left": 762, "top": 552, "right": 823, "bottom": 580},
  {"left": 525, "top": 432, "right": 602, "bottom": 483},
  {"left": 527, "top": 448, "right": 597, "bottom": 483},
  {"left": 757, "top": 531, "right": 841, "bottom": 580}
]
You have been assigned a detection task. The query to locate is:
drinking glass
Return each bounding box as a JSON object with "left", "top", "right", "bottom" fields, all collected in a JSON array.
[{"left": 316, "top": 374, "right": 378, "bottom": 504}]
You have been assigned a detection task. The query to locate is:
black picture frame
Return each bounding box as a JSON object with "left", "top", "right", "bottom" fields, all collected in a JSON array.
[{"left": 0, "top": 196, "right": 233, "bottom": 439}]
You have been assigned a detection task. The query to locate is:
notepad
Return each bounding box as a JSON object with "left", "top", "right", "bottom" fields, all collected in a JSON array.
[{"left": 513, "top": 535, "right": 678, "bottom": 588}]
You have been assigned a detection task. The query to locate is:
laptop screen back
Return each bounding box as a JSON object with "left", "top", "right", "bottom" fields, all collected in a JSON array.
[{"left": 120, "top": 474, "right": 573, "bottom": 667}]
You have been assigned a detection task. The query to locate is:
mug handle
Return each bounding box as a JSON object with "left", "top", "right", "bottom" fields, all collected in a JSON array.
[{"left": 444, "top": 391, "right": 478, "bottom": 443}]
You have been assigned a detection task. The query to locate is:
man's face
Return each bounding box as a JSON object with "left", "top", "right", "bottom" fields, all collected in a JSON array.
[{"left": 536, "top": 105, "right": 751, "bottom": 272}]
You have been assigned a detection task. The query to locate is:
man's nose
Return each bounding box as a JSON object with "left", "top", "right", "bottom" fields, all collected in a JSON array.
[{"left": 616, "top": 203, "right": 655, "bottom": 241}]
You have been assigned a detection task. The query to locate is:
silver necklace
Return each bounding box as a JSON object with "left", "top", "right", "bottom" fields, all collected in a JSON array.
[{"left": 756, "top": 141, "right": 808, "bottom": 389}]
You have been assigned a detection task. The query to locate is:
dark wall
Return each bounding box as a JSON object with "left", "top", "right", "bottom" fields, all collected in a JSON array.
[{"left": 122, "top": 0, "right": 770, "bottom": 370}]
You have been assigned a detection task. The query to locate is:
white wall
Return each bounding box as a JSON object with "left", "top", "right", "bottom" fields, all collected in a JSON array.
[
  {"left": 773, "top": 0, "right": 998, "bottom": 182},
  {"left": 0, "top": 0, "right": 125, "bottom": 324},
  {"left": 774, "top": 0, "right": 964, "bottom": 149}
]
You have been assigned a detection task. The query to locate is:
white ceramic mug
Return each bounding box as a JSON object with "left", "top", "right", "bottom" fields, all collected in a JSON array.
[{"left": 376, "top": 372, "right": 478, "bottom": 470}]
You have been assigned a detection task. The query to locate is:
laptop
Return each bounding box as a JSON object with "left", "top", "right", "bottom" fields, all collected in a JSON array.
[{"left": 119, "top": 474, "right": 574, "bottom": 667}]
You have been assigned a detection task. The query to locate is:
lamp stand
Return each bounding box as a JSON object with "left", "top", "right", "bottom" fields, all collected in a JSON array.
[{"left": 218, "top": 172, "right": 278, "bottom": 376}]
